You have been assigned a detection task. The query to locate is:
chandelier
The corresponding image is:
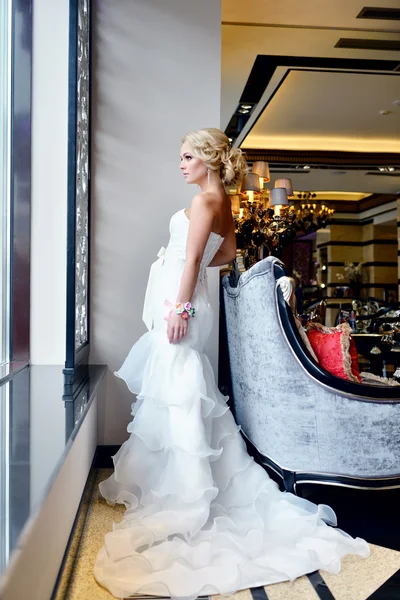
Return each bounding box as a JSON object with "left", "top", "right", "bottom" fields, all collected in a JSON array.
[
  {"left": 231, "top": 164, "right": 334, "bottom": 270},
  {"left": 293, "top": 192, "right": 334, "bottom": 233}
]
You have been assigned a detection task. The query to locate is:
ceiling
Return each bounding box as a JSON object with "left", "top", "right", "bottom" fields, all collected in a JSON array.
[
  {"left": 222, "top": 0, "right": 400, "bottom": 30},
  {"left": 221, "top": 0, "right": 400, "bottom": 195},
  {"left": 242, "top": 71, "right": 400, "bottom": 152}
]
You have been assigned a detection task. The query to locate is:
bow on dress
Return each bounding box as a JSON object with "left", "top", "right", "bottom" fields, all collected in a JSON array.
[{"left": 142, "top": 246, "right": 167, "bottom": 331}]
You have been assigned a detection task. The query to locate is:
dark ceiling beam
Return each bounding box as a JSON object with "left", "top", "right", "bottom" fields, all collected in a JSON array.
[
  {"left": 240, "top": 55, "right": 399, "bottom": 111},
  {"left": 225, "top": 54, "right": 400, "bottom": 144},
  {"left": 242, "top": 149, "right": 400, "bottom": 167},
  {"left": 290, "top": 193, "right": 398, "bottom": 213},
  {"left": 358, "top": 192, "right": 398, "bottom": 212}
]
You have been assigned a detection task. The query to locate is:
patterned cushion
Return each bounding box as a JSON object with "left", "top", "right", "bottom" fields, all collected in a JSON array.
[{"left": 307, "top": 322, "right": 361, "bottom": 383}]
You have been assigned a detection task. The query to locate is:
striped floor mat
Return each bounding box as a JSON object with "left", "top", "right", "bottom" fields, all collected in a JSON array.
[{"left": 53, "top": 469, "right": 400, "bottom": 600}]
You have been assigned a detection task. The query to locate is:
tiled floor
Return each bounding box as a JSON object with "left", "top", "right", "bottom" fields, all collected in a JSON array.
[{"left": 53, "top": 469, "right": 400, "bottom": 600}]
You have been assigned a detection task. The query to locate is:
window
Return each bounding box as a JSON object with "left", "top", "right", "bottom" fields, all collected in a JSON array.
[
  {"left": 0, "top": 0, "right": 11, "bottom": 368},
  {"left": 0, "top": 0, "right": 32, "bottom": 380},
  {"left": 0, "top": 383, "right": 10, "bottom": 572}
]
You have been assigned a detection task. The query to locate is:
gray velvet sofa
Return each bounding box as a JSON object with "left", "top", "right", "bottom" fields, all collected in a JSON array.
[{"left": 221, "top": 256, "right": 400, "bottom": 494}]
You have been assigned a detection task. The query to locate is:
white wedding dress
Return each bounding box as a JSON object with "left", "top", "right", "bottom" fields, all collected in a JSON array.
[{"left": 94, "top": 208, "right": 369, "bottom": 599}]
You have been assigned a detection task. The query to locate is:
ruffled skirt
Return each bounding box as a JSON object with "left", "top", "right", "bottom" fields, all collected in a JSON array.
[{"left": 94, "top": 318, "right": 370, "bottom": 599}]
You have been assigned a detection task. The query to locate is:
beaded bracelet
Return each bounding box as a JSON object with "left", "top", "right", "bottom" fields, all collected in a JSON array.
[{"left": 175, "top": 302, "right": 195, "bottom": 320}]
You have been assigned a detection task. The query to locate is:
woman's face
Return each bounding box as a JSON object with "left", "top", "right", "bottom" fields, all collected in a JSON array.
[{"left": 180, "top": 143, "right": 207, "bottom": 185}]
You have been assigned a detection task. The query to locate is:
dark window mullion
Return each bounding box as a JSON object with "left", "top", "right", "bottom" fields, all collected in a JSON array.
[{"left": 9, "top": 0, "right": 32, "bottom": 367}]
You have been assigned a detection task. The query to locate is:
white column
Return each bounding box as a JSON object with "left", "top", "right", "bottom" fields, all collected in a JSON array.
[
  {"left": 91, "top": 0, "right": 222, "bottom": 443},
  {"left": 30, "top": 0, "right": 69, "bottom": 364}
]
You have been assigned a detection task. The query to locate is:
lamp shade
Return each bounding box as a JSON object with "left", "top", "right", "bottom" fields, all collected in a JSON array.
[
  {"left": 252, "top": 161, "right": 270, "bottom": 182},
  {"left": 274, "top": 178, "right": 293, "bottom": 197},
  {"left": 270, "top": 187, "right": 288, "bottom": 206},
  {"left": 230, "top": 194, "right": 240, "bottom": 214},
  {"left": 241, "top": 173, "right": 260, "bottom": 193}
]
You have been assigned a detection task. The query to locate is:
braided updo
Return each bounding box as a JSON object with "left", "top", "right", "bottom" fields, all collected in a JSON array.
[{"left": 181, "top": 128, "right": 248, "bottom": 186}]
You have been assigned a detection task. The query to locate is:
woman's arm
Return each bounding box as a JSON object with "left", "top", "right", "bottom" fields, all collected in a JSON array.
[
  {"left": 167, "top": 194, "right": 214, "bottom": 344},
  {"left": 175, "top": 194, "right": 215, "bottom": 304},
  {"left": 207, "top": 248, "right": 235, "bottom": 268}
]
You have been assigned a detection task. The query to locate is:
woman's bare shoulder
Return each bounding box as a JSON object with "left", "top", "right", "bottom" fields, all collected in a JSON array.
[
  {"left": 188, "top": 192, "right": 220, "bottom": 218},
  {"left": 191, "top": 191, "right": 219, "bottom": 206}
]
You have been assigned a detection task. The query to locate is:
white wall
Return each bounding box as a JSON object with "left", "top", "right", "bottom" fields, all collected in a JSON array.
[
  {"left": 29, "top": 367, "right": 66, "bottom": 511},
  {"left": 90, "top": 0, "right": 222, "bottom": 443},
  {"left": 30, "top": 0, "right": 69, "bottom": 364}
]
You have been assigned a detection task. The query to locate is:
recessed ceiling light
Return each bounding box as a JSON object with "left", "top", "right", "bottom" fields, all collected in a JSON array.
[
  {"left": 379, "top": 167, "right": 386, "bottom": 172},
  {"left": 228, "top": 137, "right": 233, "bottom": 142},
  {"left": 379, "top": 110, "right": 391, "bottom": 116},
  {"left": 241, "top": 104, "right": 252, "bottom": 110},
  {"left": 238, "top": 108, "right": 250, "bottom": 114},
  {"left": 303, "top": 165, "right": 311, "bottom": 170},
  {"left": 388, "top": 167, "right": 396, "bottom": 172}
]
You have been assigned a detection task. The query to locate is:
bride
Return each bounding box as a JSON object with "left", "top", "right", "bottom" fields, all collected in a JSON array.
[{"left": 94, "top": 128, "right": 369, "bottom": 599}]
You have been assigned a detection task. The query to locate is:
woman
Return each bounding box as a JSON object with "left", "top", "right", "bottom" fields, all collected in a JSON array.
[{"left": 94, "top": 128, "right": 369, "bottom": 599}]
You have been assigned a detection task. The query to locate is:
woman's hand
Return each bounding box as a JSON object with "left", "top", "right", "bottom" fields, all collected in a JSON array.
[{"left": 167, "top": 312, "right": 188, "bottom": 344}]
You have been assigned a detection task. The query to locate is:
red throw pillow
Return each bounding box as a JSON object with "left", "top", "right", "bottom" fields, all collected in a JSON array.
[{"left": 306, "top": 322, "right": 361, "bottom": 383}]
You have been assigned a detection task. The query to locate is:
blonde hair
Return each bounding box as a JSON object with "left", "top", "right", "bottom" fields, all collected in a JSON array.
[{"left": 181, "top": 128, "right": 248, "bottom": 185}]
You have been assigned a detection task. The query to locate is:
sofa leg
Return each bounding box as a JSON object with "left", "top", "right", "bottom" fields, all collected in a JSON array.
[{"left": 282, "top": 469, "right": 296, "bottom": 494}]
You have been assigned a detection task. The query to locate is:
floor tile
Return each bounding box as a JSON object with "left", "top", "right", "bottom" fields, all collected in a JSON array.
[
  {"left": 307, "top": 572, "right": 335, "bottom": 599},
  {"left": 212, "top": 590, "right": 252, "bottom": 600},
  {"left": 367, "top": 567, "right": 400, "bottom": 599},
  {"left": 250, "top": 587, "right": 268, "bottom": 600},
  {"left": 265, "top": 575, "right": 319, "bottom": 599},
  {"left": 56, "top": 469, "right": 400, "bottom": 600},
  {"left": 321, "top": 543, "right": 400, "bottom": 600}
]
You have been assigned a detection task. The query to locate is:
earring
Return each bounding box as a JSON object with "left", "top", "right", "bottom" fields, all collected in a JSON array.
[{"left": 207, "top": 168, "right": 210, "bottom": 185}]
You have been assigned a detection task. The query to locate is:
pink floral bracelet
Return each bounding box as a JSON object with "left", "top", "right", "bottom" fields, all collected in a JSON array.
[{"left": 175, "top": 302, "right": 195, "bottom": 320}]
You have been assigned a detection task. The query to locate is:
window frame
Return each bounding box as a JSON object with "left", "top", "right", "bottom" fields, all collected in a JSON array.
[
  {"left": 0, "top": 0, "right": 32, "bottom": 386},
  {"left": 64, "top": 0, "right": 92, "bottom": 384},
  {"left": 0, "top": 0, "right": 12, "bottom": 371}
]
